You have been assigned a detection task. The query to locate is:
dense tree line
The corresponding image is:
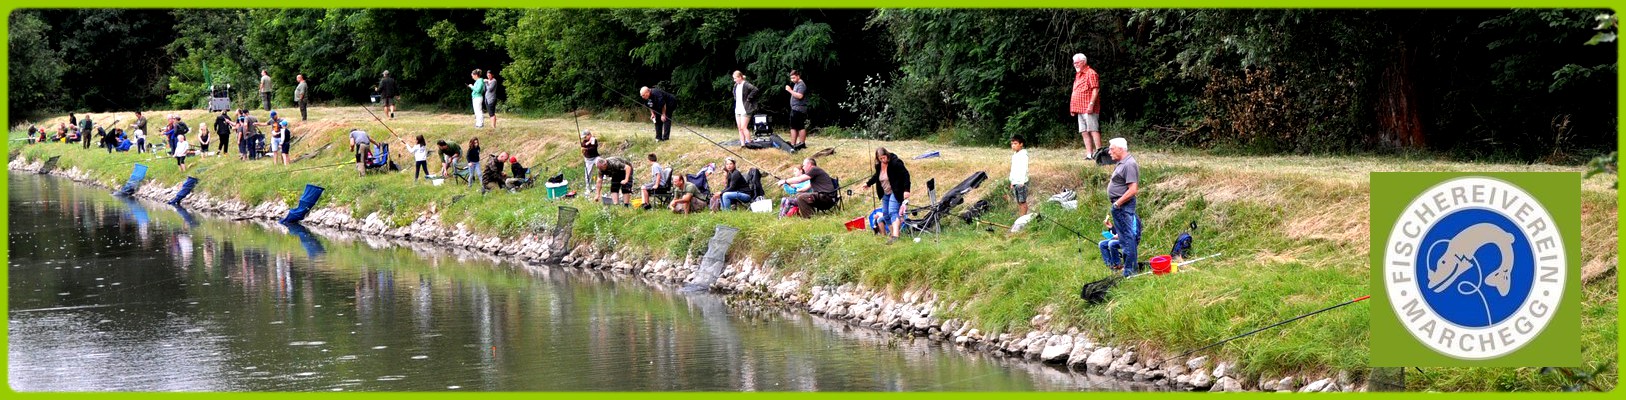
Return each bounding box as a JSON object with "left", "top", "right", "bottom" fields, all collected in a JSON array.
[{"left": 9, "top": 9, "right": 1615, "bottom": 160}]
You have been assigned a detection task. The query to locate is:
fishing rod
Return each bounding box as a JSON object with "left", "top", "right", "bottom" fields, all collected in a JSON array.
[
  {"left": 360, "top": 104, "right": 402, "bottom": 140},
  {"left": 1155, "top": 295, "right": 1372, "bottom": 366},
  {"left": 282, "top": 159, "right": 352, "bottom": 173},
  {"left": 579, "top": 74, "right": 787, "bottom": 181}
]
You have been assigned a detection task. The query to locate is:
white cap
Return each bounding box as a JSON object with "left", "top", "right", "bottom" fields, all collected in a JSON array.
[
  {"left": 1109, "top": 137, "right": 1128, "bottom": 151},
  {"left": 1073, "top": 53, "right": 1087, "bottom": 63},
  {"left": 580, "top": 129, "right": 591, "bottom": 137}
]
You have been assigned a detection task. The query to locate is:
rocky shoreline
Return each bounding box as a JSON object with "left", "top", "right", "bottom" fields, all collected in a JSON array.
[{"left": 10, "top": 156, "right": 1363, "bottom": 392}]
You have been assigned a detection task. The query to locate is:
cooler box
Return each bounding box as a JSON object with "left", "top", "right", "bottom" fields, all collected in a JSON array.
[{"left": 546, "top": 181, "right": 569, "bottom": 199}]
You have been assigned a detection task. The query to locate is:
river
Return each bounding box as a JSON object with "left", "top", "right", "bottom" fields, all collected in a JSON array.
[{"left": 7, "top": 173, "right": 1132, "bottom": 391}]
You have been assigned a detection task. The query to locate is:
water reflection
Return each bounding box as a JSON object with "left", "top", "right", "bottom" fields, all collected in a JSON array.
[{"left": 9, "top": 174, "right": 1133, "bottom": 391}]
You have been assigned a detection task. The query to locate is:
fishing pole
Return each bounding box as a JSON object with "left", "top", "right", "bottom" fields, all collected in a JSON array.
[
  {"left": 579, "top": 74, "right": 786, "bottom": 181},
  {"left": 285, "top": 160, "right": 354, "bottom": 173},
  {"left": 1156, "top": 295, "right": 1372, "bottom": 366},
  {"left": 360, "top": 104, "right": 402, "bottom": 140}
]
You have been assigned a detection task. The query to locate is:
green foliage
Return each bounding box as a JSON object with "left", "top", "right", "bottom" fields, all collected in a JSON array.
[{"left": 8, "top": 11, "right": 66, "bottom": 118}]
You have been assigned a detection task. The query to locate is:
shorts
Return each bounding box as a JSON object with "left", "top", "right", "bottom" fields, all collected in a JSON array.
[
  {"left": 606, "top": 173, "right": 633, "bottom": 194},
  {"left": 176, "top": 156, "right": 186, "bottom": 165},
  {"left": 383, "top": 96, "right": 395, "bottom": 107},
  {"left": 789, "top": 110, "right": 808, "bottom": 130},
  {"left": 281, "top": 139, "right": 291, "bottom": 154},
  {"left": 272, "top": 138, "right": 284, "bottom": 153},
  {"left": 1012, "top": 184, "right": 1028, "bottom": 204},
  {"left": 1077, "top": 113, "right": 1099, "bottom": 132},
  {"left": 485, "top": 99, "right": 497, "bottom": 115}
]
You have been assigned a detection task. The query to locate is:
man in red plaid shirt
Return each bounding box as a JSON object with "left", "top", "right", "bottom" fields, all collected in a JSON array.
[{"left": 1070, "top": 53, "right": 1101, "bottom": 159}]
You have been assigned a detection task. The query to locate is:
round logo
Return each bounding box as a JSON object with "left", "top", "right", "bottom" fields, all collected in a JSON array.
[{"left": 1383, "top": 177, "right": 1565, "bottom": 360}]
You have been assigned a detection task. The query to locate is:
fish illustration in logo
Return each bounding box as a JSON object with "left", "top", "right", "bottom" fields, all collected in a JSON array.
[{"left": 1427, "top": 223, "right": 1516, "bottom": 295}]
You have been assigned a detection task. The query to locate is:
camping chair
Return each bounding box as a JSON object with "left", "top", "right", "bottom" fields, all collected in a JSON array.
[
  {"left": 647, "top": 167, "right": 676, "bottom": 206},
  {"left": 506, "top": 166, "right": 537, "bottom": 191},
  {"left": 751, "top": 114, "right": 773, "bottom": 141},
  {"left": 363, "top": 143, "right": 399, "bottom": 173},
  {"left": 902, "top": 171, "right": 988, "bottom": 236}
]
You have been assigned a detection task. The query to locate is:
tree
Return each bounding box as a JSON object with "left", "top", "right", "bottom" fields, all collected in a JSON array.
[{"left": 8, "top": 10, "right": 65, "bottom": 120}]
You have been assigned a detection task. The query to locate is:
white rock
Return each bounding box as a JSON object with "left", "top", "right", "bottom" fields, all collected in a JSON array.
[
  {"left": 1300, "top": 378, "right": 1332, "bottom": 393},
  {"left": 1185, "top": 356, "right": 1208, "bottom": 371},
  {"left": 1066, "top": 337, "right": 1093, "bottom": 369},
  {"left": 1040, "top": 335, "right": 1073, "bottom": 363},
  {"left": 1277, "top": 377, "right": 1299, "bottom": 391},
  {"left": 1189, "top": 368, "right": 1212, "bottom": 390},
  {"left": 1210, "top": 376, "right": 1242, "bottom": 392},
  {"left": 1085, "top": 347, "right": 1115, "bottom": 373},
  {"left": 1023, "top": 335, "right": 1047, "bottom": 359},
  {"left": 1212, "top": 362, "right": 1230, "bottom": 378}
]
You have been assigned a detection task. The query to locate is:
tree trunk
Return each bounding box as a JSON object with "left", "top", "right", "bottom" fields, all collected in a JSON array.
[{"left": 1376, "top": 38, "right": 1426, "bottom": 148}]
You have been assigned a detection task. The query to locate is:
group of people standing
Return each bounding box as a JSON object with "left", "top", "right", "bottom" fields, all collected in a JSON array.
[
  {"left": 468, "top": 69, "right": 500, "bottom": 128},
  {"left": 636, "top": 69, "right": 810, "bottom": 149}
]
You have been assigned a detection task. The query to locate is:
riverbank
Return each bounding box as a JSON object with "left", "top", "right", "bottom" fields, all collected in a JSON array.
[{"left": 9, "top": 106, "right": 1617, "bottom": 391}]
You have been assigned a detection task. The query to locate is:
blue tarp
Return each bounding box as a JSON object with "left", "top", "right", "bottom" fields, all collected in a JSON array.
[
  {"left": 280, "top": 184, "right": 325, "bottom": 224},
  {"left": 114, "top": 164, "right": 148, "bottom": 197},
  {"left": 168, "top": 176, "right": 199, "bottom": 205}
]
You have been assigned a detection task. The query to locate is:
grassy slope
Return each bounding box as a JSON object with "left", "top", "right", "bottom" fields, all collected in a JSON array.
[{"left": 11, "top": 106, "right": 1616, "bottom": 390}]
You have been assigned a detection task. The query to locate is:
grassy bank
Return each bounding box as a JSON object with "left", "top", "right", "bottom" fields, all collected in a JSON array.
[{"left": 10, "top": 106, "right": 1616, "bottom": 391}]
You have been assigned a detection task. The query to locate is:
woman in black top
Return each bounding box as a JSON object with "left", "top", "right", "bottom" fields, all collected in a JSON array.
[
  {"left": 862, "top": 147, "right": 911, "bottom": 244},
  {"left": 466, "top": 138, "right": 482, "bottom": 189}
]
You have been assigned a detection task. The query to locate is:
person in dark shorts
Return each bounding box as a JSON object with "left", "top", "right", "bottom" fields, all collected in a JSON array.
[
  {"left": 784, "top": 70, "right": 810, "bottom": 149},
  {"left": 379, "top": 70, "right": 400, "bottom": 119},
  {"left": 595, "top": 156, "right": 635, "bottom": 205},
  {"left": 1009, "top": 135, "right": 1030, "bottom": 216}
]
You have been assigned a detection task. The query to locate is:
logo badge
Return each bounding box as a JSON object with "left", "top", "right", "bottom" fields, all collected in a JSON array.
[{"left": 1371, "top": 173, "right": 1579, "bottom": 367}]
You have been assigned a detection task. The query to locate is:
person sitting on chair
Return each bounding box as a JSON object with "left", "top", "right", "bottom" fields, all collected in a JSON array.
[
  {"left": 436, "top": 140, "right": 462, "bottom": 179},
  {"left": 639, "top": 153, "right": 668, "bottom": 208},
  {"left": 713, "top": 158, "right": 752, "bottom": 210},
  {"left": 774, "top": 158, "right": 837, "bottom": 218},
  {"left": 504, "top": 153, "right": 529, "bottom": 189},
  {"left": 669, "top": 172, "right": 705, "bottom": 214}
]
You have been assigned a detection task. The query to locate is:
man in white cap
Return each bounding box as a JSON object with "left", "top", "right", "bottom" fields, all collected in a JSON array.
[
  {"left": 1105, "top": 137, "right": 1140, "bottom": 276},
  {"left": 1070, "top": 53, "right": 1101, "bottom": 160}
]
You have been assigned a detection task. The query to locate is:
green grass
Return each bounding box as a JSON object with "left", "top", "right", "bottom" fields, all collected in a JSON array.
[{"left": 10, "top": 106, "right": 1616, "bottom": 391}]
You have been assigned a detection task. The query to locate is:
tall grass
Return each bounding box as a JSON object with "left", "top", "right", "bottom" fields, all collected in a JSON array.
[{"left": 10, "top": 106, "right": 1615, "bottom": 390}]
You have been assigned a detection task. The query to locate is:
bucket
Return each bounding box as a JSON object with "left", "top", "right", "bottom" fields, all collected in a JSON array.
[
  {"left": 844, "top": 216, "right": 867, "bottom": 231},
  {"left": 545, "top": 181, "right": 569, "bottom": 199},
  {"left": 1150, "top": 255, "right": 1173, "bottom": 275}
]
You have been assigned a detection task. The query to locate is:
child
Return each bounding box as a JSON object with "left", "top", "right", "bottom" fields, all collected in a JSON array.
[
  {"left": 402, "top": 135, "right": 430, "bottom": 182},
  {"left": 1009, "top": 135, "right": 1030, "bottom": 217},
  {"left": 174, "top": 132, "right": 191, "bottom": 172},
  {"left": 198, "top": 126, "right": 211, "bottom": 156}
]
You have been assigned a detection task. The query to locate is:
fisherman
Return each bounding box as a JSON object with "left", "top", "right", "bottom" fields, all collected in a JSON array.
[{"left": 1104, "top": 137, "right": 1141, "bottom": 276}]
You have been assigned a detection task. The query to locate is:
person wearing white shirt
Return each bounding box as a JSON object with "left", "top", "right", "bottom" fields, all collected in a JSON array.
[
  {"left": 1009, "top": 135, "right": 1030, "bottom": 216},
  {"left": 730, "top": 70, "right": 758, "bottom": 144}
]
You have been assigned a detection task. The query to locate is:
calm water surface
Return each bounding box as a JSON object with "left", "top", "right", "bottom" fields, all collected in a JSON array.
[{"left": 7, "top": 173, "right": 1132, "bottom": 391}]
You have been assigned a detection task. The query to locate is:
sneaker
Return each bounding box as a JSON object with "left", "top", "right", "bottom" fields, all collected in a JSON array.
[
  {"left": 886, "top": 236, "right": 897, "bottom": 245},
  {"left": 1084, "top": 152, "right": 1094, "bottom": 160}
]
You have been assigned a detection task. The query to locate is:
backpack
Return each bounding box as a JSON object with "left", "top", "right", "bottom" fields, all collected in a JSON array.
[{"left": 1170, "top": 221, "right": 1197, "bottom": 259}]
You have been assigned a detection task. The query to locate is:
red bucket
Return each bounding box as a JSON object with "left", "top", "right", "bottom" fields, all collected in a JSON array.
[
  {"left": 844, "top": 216, "right": 867, "bottom": 231},
  {"left": 1150, "top": 255, "right": 1173, "bottom": 275}
]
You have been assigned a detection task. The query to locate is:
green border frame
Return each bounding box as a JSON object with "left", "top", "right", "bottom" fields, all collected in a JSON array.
[{"left": 1, "top": 1, "right": 1621, "bottom": 397}]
